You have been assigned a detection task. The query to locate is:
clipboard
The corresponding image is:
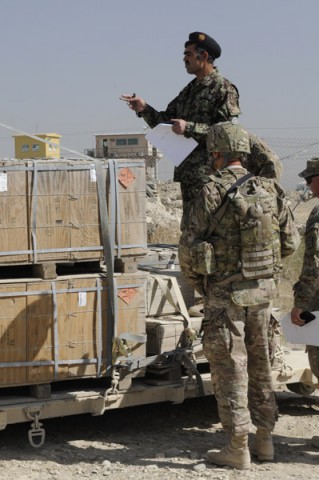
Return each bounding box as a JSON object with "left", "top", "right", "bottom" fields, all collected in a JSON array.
[{"left": 146, "top": 123, "right": 198, "bottom": 166}]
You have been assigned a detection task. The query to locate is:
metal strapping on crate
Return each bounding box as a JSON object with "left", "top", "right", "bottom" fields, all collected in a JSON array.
[
  {"left": 111, "top": 159, "right": 122, "bottom": 258},
  {"left": 0, "top": 244, "right": 146, "bottom": 256},
  {"left": 96, "top": 277, "right": 103, "bottom": 377},
  {"left": 31, "top": 160, "right": 38, "bottom": 264},
  {"left": 0, "top": 286, "right": 105, "bottom": 298},
  {"left": 108, "top": 159, "right": 117, "bottom": 259},
  {"left": 112, "top": 276, "right": 119, "bottom": 339},
  {"left": 51, "top": 281, "right": 59, "bottom": 379},
  {"left": 0, "top": 359, "right": 99, "bottom": 368},
  {"left": 93, "top": 159, "right": 115, "bottom": 372}
]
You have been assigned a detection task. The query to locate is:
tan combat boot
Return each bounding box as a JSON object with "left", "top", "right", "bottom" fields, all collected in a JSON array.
[
  {"left": 251, "top": 427, "right": 274, "bottom": 461},
  {"left": 206, "top": 434, "right": 251, "bottom": 470}
]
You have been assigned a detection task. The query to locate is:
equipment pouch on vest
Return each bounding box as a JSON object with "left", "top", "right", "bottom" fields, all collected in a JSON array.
[
  {"left": 240, "top": 214, "right": 275, "bottom": 279},
  {"left": 232, "top": 177, "right": 278, "bottom": 280},
  {"left": 190, "top": 241, "right": 217, "bottom": 275},
  {"left": 231, "top": 278, "right": 277, "bottom": 306}
]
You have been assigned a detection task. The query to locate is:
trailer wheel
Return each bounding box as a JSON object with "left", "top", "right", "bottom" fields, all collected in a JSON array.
[{"left": 286, "top": 382, "right": 316, "bottom": 397}]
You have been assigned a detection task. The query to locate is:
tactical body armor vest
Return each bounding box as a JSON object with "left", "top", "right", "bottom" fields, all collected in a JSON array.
[
  {"left": 211, "top": 173, "right": 281, "bottom": 282},
  {"left": 232, "top": 176, "right": 280, "bottom": 279},
  {"left": 178, "top": 171, "right": 282, "bottom": 287}
]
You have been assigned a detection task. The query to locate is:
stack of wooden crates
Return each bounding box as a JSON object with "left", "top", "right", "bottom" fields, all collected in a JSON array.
[{"left": 0, "top": 158, "right": 148, "bottom": 388}]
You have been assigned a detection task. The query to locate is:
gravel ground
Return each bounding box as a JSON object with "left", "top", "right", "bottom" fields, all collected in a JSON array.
[{"left": 0, "top": 390, "right": 319, "bottom": 480}]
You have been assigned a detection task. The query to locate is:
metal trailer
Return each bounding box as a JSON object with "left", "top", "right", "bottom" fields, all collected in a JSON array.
[
  {"left": 0, "top": 277, "right": 317, "bottom": 448},
  {"left": 0, "top": 348, "right": 316, "bottom": 448}
]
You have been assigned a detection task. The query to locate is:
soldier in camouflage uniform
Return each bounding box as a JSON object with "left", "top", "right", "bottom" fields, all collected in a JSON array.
[
  {"left": 291, "top": 157, "right": 319, "bottom": 449},
  {"left": 121, "top": 32, "right": 282, "bottom": 217},
  {"left": 179, "top": 122, "right": 299, "bottom": 469}
]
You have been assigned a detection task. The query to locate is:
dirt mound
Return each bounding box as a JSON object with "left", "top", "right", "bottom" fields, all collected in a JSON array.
[{"left": 146, "top": 181, "right": 182, "bottom": 244}]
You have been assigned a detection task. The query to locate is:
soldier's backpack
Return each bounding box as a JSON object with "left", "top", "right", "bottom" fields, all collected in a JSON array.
[{"left": 229, "top": 175, "right": 280, "bottom": 280}]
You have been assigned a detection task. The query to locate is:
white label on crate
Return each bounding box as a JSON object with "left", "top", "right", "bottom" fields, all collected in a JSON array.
[
  {"left": 90, "top": 168, "right": 97, "bottom": 182},
  {"left": 0, "top": 172, "right": 8, "bottom": 192},
  {"left": 78, "top": 292, "right": 87, "bottom": 307}
]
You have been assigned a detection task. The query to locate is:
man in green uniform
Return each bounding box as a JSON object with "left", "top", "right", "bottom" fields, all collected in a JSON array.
[
  {"left": 179, "top": 121, "right": 299, "bottom": 469},
  {"left": 121, "top": 32, "right": 240, "bottom": 203},
  {"left": 291, "top": 157, "right": 319, "bottom": 449},
  {"left": 121, "top": 32, "right": 282, "bottom": 221}
]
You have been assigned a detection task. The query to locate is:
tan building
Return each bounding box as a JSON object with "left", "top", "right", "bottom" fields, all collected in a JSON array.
[
  {"left": 13, "top": 133, "right": 61, "bottom": 159},
  {"left": 93, "top": 131, "right": 160, "bottom": 159},
  {"left": 89, "top": 131, "right": 163, "bottom": 183}
]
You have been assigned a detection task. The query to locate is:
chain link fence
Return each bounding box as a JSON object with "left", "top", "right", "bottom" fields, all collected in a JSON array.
[{"left": 155, "top": 136, "right": 319, "bottom": 227}]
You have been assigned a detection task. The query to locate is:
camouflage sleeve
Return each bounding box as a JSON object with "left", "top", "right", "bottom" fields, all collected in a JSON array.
[
  {"left": 186, "top": 182, "right": 221, "bottom": 239},
  {"left": 246, "top": 133, "right": 283, "bottom": 180},
  {"left": 275, "top": 182, "right": 300, "bottom": 256},
  {"left": 178, "top": 244, "right": 205, "bottom": 294},
  {"left": 184, "top": 81, "right": 240, "bottom": 141},
  {"left": 140, "top": 102, "right": 176, "bottom": 128},
  {"left": 178, "top": 181, "right": 221, "bottom": 290},
  {"left": 293, "top": 206, "right": 319, "bottom": 309}
]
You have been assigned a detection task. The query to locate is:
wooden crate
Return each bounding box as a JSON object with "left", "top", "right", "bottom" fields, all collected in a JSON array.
[
  {"left": 146, "top": 315, "right": 203, "bottom": 355},
  {"left": 0, "top": 161, "right": 29, "bottom": 264},
  {"left": 0, "top": 158, "right": 147, "bottom": 265},
  {"left": 0, "top": 272, "right": 147, "bottom": 387}
]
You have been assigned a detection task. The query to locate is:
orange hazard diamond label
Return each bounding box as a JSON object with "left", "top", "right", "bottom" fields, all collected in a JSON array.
[
  {"left": 118, "top": 287, "right": 137, "bottom": 304},
  {"left": 118, "top": 168, "right": 136, "bottom": 189}
]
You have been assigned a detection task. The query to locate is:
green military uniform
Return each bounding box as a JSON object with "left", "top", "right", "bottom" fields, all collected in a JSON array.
[
  {"left": 294, "top": 204, "right": 319, "bottom": 379},
  {"left": 140, "top": 76, "right": 283, "bottom": 238},
  {"left": 246, "top": 133, "right": 283, "bottom": 180},
  {"left": 293, "top": 158, "right": 319, "bottom": 380},
  {"left": 140, "top": 68, "right": 240, "bottom": 202},
  {"left": 293, "top": 204, "right": 319, "bottom": 313}
]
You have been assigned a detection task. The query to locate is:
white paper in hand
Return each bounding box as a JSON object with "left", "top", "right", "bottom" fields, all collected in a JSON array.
[
  {"left": 146, "top": 123, "right": 198, "bottom": 166},
  {"left": 280, "top": 311, "right": 319, "bottom": 346}
]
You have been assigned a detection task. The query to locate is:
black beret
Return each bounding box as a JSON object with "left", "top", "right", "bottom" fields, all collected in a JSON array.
[{"left": 186, "top": 32, "right": 221, "bottom": 59}]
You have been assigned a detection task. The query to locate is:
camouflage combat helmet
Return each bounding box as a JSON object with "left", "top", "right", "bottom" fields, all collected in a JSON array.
[
  {"left": 299, "top": 157, "right": 319, "bottom": 179},
  {"left": 207, "top": 120, "right": 251, "bottom": 155}
]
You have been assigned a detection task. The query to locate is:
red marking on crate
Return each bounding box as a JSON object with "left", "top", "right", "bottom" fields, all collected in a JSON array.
[
  {"left": 118, "top": 168, "right": 136, "bottom": 188},
  {"left": 118, "top": 288, "right": 137, "bottom": 304}
]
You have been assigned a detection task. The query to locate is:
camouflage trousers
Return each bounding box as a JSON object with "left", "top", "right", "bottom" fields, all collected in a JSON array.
[{"left": 202, "top": 285, "right": 277, "bottom": 436}]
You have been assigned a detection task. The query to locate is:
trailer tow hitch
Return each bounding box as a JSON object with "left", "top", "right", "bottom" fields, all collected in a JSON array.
[
  {"left": 25, "top": 406, "right": 45, "bottom": 448},
  {"left": 104, "top": 367, "right": 121, "bottom": 401}
]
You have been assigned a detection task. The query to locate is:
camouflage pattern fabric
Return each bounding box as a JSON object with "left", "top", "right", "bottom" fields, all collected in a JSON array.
[
  {"left": 293, "top": 204, "right": 319, "bottom": 310},
  {"left": 293, "top": 204, "right": 319, "bottom": 380},
  {"left": 245, "top": 133, "right": 283, "bottom": 180},
  {"left": 202, "top": 285, "right": 277, "bottom": 434},
  {"left": 179, "top": 166, "right": 299, "bottom": 289},
  {"left": 179, "top": 166, "right": 299, "bottom": 435},
  {"left": 206, "top": 120, "right": 251, "bottom": 155},
  {"left": 141, "top": 71, "right": 282, "bottom": 205},
  {"left": 140, "top": 68, "right": 240, "bottom": 202}
]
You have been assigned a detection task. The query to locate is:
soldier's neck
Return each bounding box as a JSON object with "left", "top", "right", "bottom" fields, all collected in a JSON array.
[{"left": 195, "top": 64, "right": 215, "bottom": 81}]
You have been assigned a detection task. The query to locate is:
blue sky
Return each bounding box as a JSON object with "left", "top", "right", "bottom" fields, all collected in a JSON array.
[{"left": 0, "top": 0, "right": 318, "bottom": 158}]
